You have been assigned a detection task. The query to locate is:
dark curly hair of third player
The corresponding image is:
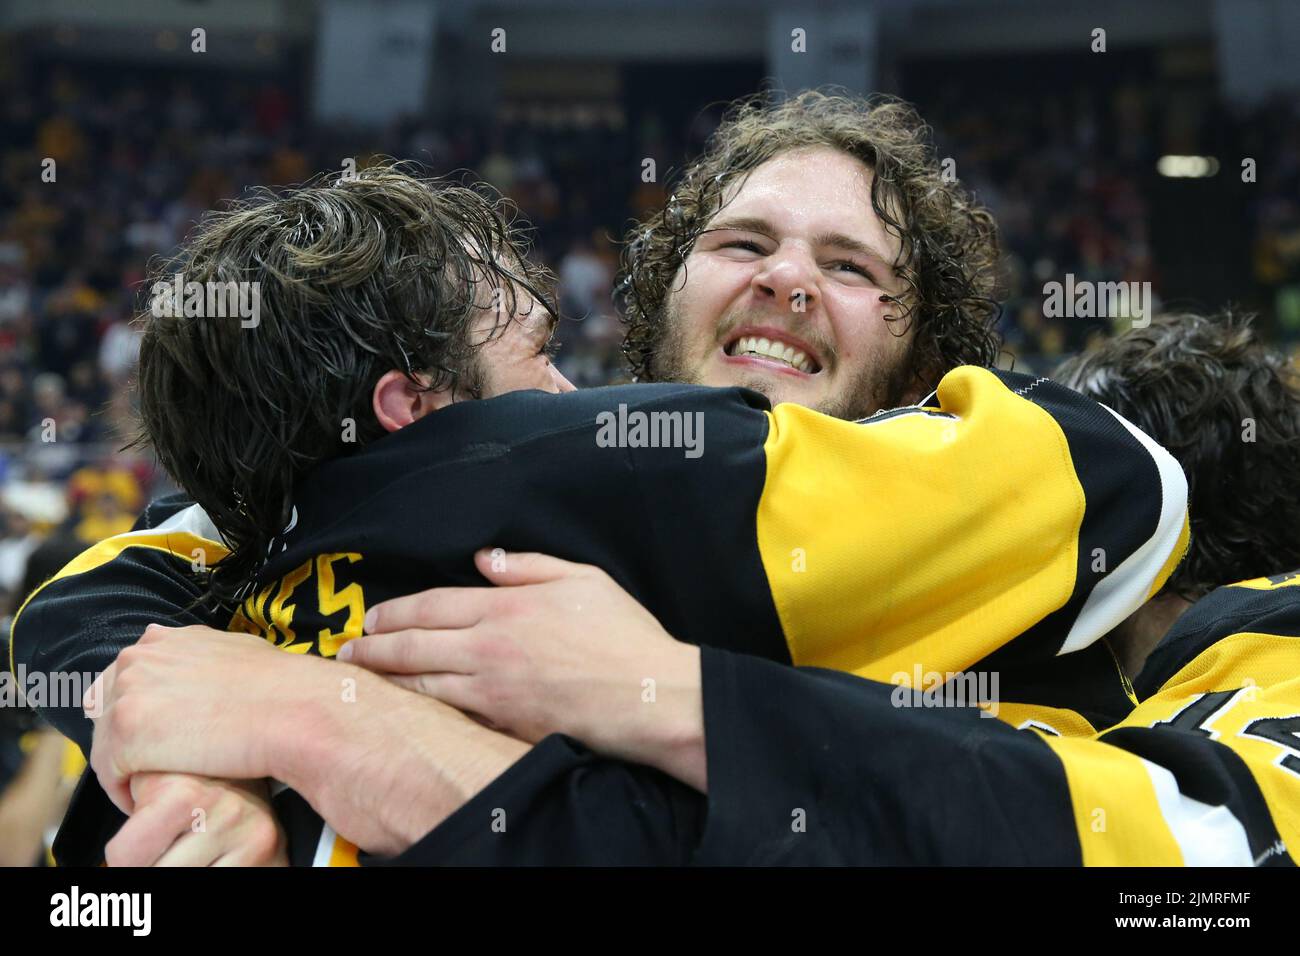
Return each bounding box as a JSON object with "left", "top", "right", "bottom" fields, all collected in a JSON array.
[
  {"left": 1055, "top": 311, "right": 1300, "bottom": 599},
  {"left": 617, "top": 89, "right": 1004, "bottom": 393}
]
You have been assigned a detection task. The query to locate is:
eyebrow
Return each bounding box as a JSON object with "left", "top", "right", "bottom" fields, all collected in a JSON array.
[{"left": 707, "top": 216, "right": 896, "bottom": 269}]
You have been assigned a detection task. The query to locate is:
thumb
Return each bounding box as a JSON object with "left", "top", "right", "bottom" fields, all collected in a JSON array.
[{"left": 474, "top": 548, "right": 590, "bottom": 586}]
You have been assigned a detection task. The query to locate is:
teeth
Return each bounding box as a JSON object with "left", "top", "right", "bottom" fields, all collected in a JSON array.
[{"left": 729, "top": 335, "right": 814, "bottom": 373}]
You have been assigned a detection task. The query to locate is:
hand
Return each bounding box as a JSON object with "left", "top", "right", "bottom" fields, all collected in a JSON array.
[
  {"left": 86, "top": 624, "right": 343, "bottom": 813},
  {"left": 339, "top": 549, "right": 707, "bottom": 789},
  {"left": 84, "top": 622, "right": 528, "bottom": 857},
  {"left": 105, "top": 773, "right": 287, "bottom": 867}
]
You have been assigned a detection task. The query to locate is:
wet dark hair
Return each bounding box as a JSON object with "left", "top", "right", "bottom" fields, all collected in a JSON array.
[
  {"left": 1055, "top": 311, "right": 1300, "bottom": 598},
  {"left": 132, "top": 162, "right": 557, "bottom": 603},
  {"left": 618, "top": 89, "right": 1002, "bottom": 394}
]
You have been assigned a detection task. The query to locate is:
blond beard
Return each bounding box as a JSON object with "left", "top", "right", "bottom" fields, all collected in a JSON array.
[{"left": 649, "top": 299, "right": 915, "bottom": 420}]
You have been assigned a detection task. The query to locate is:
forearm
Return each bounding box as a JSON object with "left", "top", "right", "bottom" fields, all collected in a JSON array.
[
  {"left": 0, "top": 731, "right": 68, "bottom": 866},
  {"left": 271, "top": 668, "right": 529, "bottom": 856}
]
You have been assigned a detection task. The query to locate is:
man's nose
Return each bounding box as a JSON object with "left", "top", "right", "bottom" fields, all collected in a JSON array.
[
  {"left": 753, "top": 246, "right": 818, "bottom": 314},
  {"left": 551, "top": 364, "right": 577, "bottom": 393}
]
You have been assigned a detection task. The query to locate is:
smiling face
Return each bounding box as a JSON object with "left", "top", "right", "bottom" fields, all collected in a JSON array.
[{"left": 653, "top": 147, "right": 918, "bottom": 420}]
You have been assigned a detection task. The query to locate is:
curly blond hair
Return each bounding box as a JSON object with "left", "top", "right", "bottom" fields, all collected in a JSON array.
[{"left": 618, "top": 90, "right": 1002, "bottom": 393}]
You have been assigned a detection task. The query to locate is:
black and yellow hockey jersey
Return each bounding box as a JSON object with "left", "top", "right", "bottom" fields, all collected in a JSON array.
[
  {"left": 11, "top": 368, "right": 1189, "bottom": 864},
  {"left": 390, "top": 573, "right": 1299, "bottom": 866}
]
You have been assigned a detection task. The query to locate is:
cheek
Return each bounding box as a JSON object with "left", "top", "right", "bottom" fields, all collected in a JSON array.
[
  {"left": 489, "top": 360, "right": 556, "bottom": 397},
  {"left": 475, "top": 334, "right": 544, "bottom": 396},
  {"left": 519, "top": 355, "right": 559, "bottom": 390},
  {"left": 827, "top": 292, "right": 910, "bottom": 364},
  {"left": 674, "top": 257, "right": 747, "bottom": 331}
]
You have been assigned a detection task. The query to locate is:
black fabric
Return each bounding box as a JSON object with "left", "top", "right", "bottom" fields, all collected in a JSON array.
[
  {"left": 368, "top": 736, "right": 704, "bottom": 866},
  {"left": 51, "top": 770, "right": 125, "bottom": 865},
  {"left": 381, "top": 647, "right": 1084, "bottom": 866},
  {"left": 693, "top": 646, "right": 1082, "bottom": 865},
  {"left": 14, "top": 545, "right": 219, "bottom": 754},
  {"left": 1136, "top": 576, "right": 1300, "bottom": 699},
  {"left": 0, "top": 720, "right": 31, "bottom": 795},
  {"left": 983, "top": 638, "right": 1136, "bottom": 732},
  {"left": 254, "top": 383, "right": 787, "bottom": 665}
]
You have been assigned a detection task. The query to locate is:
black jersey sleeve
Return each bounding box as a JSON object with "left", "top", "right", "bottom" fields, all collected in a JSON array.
[
  {"left": 375, "top": 646, "right": 1084, "bottom": 866},
  {"left": 8, "top": 496, "right": 228, "bottom": 753}
]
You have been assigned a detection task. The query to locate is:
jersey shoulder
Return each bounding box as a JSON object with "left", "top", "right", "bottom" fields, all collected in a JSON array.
[{"left": 1135, "top": 571, "right": 1300, "bottom": 698}]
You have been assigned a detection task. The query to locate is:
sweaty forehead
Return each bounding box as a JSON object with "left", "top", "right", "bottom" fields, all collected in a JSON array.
[
  {"left": 711, "top": 147, "right": 900, "bottom": 255},
  {"left": 469, "top": 282, "right": 553, "bottom": 340}
]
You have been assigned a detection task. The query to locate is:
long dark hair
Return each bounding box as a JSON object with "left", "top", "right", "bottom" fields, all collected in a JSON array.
[{"left": 132, "top": 162, "right": 557, "bottom": 603}]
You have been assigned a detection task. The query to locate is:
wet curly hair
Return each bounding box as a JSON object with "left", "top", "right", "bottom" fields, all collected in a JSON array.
[
  {"left": 1055, "top": 311, "right": 1300, "bottom": 598},
  {"left": 617, "top": 89, "right": 1002, "bottom": 395},
  {"left": 133, "top": 162, "right": 557, "bottom": 604}
]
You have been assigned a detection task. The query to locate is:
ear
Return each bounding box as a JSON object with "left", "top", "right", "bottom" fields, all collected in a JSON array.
[{"left": 372, "top": 370, "right": 450, "bottom": 434}]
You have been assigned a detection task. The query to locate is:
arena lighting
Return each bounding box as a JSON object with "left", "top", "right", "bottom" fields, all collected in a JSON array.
[{"left": 1157, "top": 155, "right": 1221, "bottom": 178}]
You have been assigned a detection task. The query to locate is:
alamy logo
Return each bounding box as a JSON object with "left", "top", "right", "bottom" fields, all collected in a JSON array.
[
  {"left": 889, "top": 664, "right": 1000, "bottom": 717},
  {"left": 50, "top": 886, "right": 151, "bottom": 936},
  {"left": 1042, "top": 273, "right": 1151, "bottom": 328},
  {"left": 595, "top": 404, "right": 704, "bottom": 459},
  {"left": 0, "top": 665, "right": 101, "bottom": 715},
  {"left": 149, "top": 274, "right": 261, "bottom": 328}
]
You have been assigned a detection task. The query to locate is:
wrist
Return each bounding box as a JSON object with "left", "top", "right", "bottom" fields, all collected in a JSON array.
[
  {"left": 266, "top": 658, "right": 377, "bottom": 794},
  {"left": 274, "top": 666, "right": 528, "bottom": 855},
  {"left": 625, "top": 643, "right": 708, "bottom": 791}
]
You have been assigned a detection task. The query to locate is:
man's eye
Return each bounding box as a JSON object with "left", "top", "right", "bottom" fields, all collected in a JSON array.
[
  {"left": 721, "top": 240, "right": 765, "bottom": 254},
  {"left": 828, "top": 260, "right": 874, "bottom": 280}
]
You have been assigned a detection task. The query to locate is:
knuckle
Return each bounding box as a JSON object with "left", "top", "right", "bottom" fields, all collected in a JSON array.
[
  {"left": 482, "top": 678, "right": 517, "bottom": 713},
  {"left": 108, "top": 698, "right": 143, "bottom": 741},
  {"left": 476, "top": 634, "right": 506, "bottom": 664},
  {"left": 494, "top": 592, "right": 526, "bottom": 620},
  {"left": 415, "top": 591, "right": 442, "bottom": 622},
  {"left": 213, "top": 786, "right": 239, "bottom": 810},
  {"left": 175, "top": 777, "right": 207, "bottom": 807},
  {"left": 115, "top": 644, "right": 144, "bottom": 670},
  {"left": 114, "top": 665, "right": 144, "bottom": 696},
  {"left": 248, "top": 815, "right": 282, "bottom": 858},
  {"left": 392, "top": 630, "right": 422, "bottom": 670}
]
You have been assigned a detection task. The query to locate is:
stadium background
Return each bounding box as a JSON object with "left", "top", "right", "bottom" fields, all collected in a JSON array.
[{"left": 0, "top": 0, "right": 1298, "bottom": 863}]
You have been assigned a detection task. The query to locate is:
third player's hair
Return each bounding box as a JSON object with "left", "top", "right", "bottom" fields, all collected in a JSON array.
[
  {"left": 1055, "top": 311, "right": 1300, "bottom": 598},
  {"left": 133, "top": 162, "right": 556, "bottom": 603},
  {"left": 617, "top": 89, "right": 1003, "bottom": 395}
]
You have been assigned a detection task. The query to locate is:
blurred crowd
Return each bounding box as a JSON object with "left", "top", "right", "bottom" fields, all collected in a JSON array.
[{"left": 928, "top": 82, "right": 1300, "bottom": 368}]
